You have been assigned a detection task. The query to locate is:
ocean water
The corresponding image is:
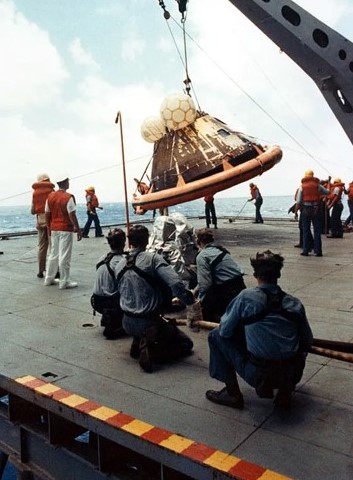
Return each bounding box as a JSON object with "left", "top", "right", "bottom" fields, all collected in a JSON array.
[{"left": 0, "top": 196, "right": 350, "bottom": 234}]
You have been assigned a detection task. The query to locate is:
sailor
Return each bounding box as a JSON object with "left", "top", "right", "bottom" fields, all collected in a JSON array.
[
  {"left": 204, "top": 194, "right": 217, "bottom": 229},
  {"left": 31, "top": 173, "right": 55, "bottom": 278},
  {"left": 44, "top": 175, "right": 82, "bottom": 289},
  {"left": 114, "top": 225, "right": 196, "bottom": 373},
  {"left": 134, "top": 178, "right": 150, "bottom": 195},
  {"left": 195, "top": 228, "right": 245, "bottom": 322},
  {"left": 318, "top": 177, "right": 332, "bottom": 235},
  {"left": 292, "top": 187, "right": 314, "bottom": 251},
  {"left": 295, "top": 170, "right": 329, "bottom": 256},
  {"left": 82, "top": 186, "right": 104, "bottom": 238},
  {"left": 344, "top": 180, "right": 353, "bottom": 228},
  {"left": 327, "top": 178, "right": 345, "bottom": 238},
  {"left": 205, "top": 251, "right": 313, "bottom": 410},
  {"left": 133, "top": 178, "right": 149, "bottom": 215},
  {"left": 248, "top": 183, "right": 263, "bottom": 223},
  {"left": 92, "top": 229, "right": 126, "bottom": 339}
]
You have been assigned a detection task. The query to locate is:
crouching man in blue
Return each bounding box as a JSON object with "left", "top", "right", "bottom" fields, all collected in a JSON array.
[
  {"left": 195, "top": 228, "right": 246, "bottom": 322},
  {"left": 206, "top": 251, "right": 313, "bottom": 409},
  {"left": 91, "top": 229, "right": 126, "bottom": 339},
  {"left": 114, "top": 225, "right": 196, "bottom": 373}
]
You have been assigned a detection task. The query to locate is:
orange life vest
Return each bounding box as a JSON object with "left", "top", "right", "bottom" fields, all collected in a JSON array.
[
  {"left": 250, "top": 184, "right": 260, "bottom": 200},
  {"left": 32, "top": 181, "right": 55, "bottom": 214},
  {"left": 86, "top": 192, "right": 99, "bottom": 210},
  {"left": 301, "top": 177, "right": 321, "bottom": 203},
  {"left": 347, "top": 182, "right": 353, "bottom": 200},
  {"left": 320, "top": 180, "right": 331, "bottom": 202},
  {"left": 330, "top": 182, "right": 345, "bottom": 203},
  {"left": 47, "top": 190, "right": 75, "bottom": 232}
]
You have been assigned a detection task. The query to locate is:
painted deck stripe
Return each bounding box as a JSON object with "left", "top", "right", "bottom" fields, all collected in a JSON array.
[
  {"left": 106, "top": 412, "right": 135, "bottom": 428},
  {"left": 203, "top": 450, "right": 240, "bottom": 471},
  {"left": 141, "top": 426, "right": 172, "bottom": 444},
  {"left": 34, "top": 383, "right": 61, "bottom": 395},
  {"left": 121, "top": 418, "right": 154, "bottom": 436},
  {"left": 89, "top": 405, "right": 119, "bottom": 421},
  {"left": 15, "top": 376, "right": 292, "bottom": 480},
  {"left": 159, "top": 433, "right": 195, "bottom": 453}
]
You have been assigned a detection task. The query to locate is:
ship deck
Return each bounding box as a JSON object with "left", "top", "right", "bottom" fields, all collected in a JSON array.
[{"left": 1, "top": 217, "right": 352, "bottom": 480}]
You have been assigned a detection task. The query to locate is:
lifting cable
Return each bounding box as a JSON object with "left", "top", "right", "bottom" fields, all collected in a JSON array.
[
  {"left": 157, "top": 0, "right": 201, "bottom": 111},
  {"left": 175, "top": 17, "right": 334, "bottom": 176},
  {"left": 180, "top": 6, "right": 191, "bottom": 96},
  {"left": 156, "top": 2, "right": 342, "bottom": 178}
]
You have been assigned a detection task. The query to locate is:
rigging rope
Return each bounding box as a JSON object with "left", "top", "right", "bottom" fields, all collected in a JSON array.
[
  {"left": 0, "top": 154, "right": 150, "bottom": 204},
  {"left": 156, "top": 2, "right": 348, "bottom": 178},
  {"left": 171, "top": 18, "right": 334, "bottom": 176},
  {"left": 181, "top": 9, "right": 191, "bottom": 96},
  {"left": 133, "top": 153, "right": 155, "bottom": 193}
]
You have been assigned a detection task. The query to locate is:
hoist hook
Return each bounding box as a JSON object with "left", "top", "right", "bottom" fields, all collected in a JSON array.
[
  {"left": 176, "top": 0, "right": 188, "bottom": 22},
  {"left": 176, "top": 0, "right": 188, "bottom": 14}
]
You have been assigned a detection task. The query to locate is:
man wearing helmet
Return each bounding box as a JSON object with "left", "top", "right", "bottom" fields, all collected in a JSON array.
[
  {"left": 82, "top": 186, "right": 104, "bottom": 238},
  {"left": 327, "top": 178, "right": 345, "bottom": 238},
  {"left": 31, "top": 173, "right": 55, "bottom": 278},
  {"left": 295, "top": 170, "right": 330, "bottom": 256}
]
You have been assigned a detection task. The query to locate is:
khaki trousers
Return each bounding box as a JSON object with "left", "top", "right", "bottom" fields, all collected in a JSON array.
[{"left": 37, "top": 226, "right": 49, "bottom": 274}]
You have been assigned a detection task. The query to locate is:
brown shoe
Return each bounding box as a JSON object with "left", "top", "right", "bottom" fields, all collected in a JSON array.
[
  {"left": 130, "top": 337, "right": 140, "bottom": 359},
  {"left": 139, "top": 339, "right": 153, "bottom": 373},
  {"left": 274, "top": 390, "right": 292, "bottom": 410},
  {"left": 205, "top": 387, "right": 244, "bottom": 409}
]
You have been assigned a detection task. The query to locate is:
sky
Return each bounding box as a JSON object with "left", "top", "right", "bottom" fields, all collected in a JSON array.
[{"left": 1, "top": 0, "right": 353, "bottom": 207}]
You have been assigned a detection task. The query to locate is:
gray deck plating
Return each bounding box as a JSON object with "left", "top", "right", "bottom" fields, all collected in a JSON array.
[{"left": 1, "top": 217, "right": 352, "bottom": 480}]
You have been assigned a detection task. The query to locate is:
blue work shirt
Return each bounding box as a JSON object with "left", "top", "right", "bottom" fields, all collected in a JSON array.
[
  {"left": 196, "top": 244, "right": 244, "bottom": 301},
  {"left": 219, "top": 284, "right": 313, "bottom": 360},
  {"left": 93, "top": 250, "right": 124, "bottom": 297},
  {"left": 114, "top": 248, "right": 194, "bottom": 316}
]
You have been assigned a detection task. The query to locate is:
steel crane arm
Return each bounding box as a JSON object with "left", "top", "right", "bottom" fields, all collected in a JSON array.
[{"left": 227, "top": 0, "right": 353, "bottom": 145}]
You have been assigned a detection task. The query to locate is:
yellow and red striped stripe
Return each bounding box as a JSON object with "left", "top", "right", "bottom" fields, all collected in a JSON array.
[{"left": 15, "top": 375, "right": 290, "bottom": 480}]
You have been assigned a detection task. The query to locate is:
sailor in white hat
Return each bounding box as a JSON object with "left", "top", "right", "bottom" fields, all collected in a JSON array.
[{"left": 44, "top": 175, "right": 82, "bottom": 289}]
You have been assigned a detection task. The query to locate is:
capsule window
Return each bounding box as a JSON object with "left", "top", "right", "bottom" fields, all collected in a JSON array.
[{"left": 217, "top": 128, "right": 230, "bottom": 137}]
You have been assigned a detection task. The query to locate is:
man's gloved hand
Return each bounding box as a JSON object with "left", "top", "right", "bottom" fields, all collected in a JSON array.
[{"left": 186, "top": 300, "right": 203, "bottom": 327}]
